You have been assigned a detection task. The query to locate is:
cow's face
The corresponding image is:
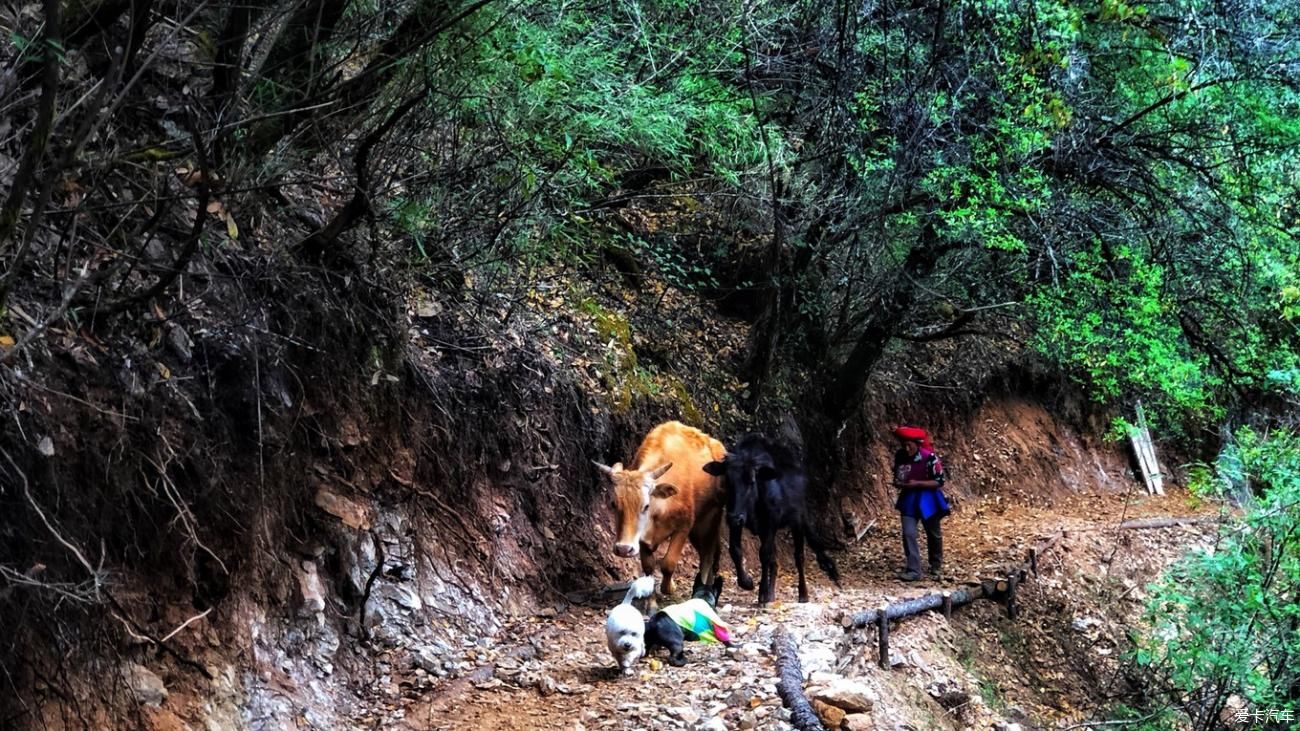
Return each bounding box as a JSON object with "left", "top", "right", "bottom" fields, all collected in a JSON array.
[
  {"left": 593, "top": 461, "right": 675, "bottom": 557},
  {"left": 703, "top": 453, "right": 777, "bottom": 529}
]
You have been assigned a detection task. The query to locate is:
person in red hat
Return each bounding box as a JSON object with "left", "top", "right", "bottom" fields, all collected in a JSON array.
[{"left": 891, "top": 426, "right": 950, "bottom": 581}]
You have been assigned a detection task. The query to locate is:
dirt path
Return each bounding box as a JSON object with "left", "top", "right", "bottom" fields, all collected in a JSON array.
[{"left": 374, "top": 488, "right": 1218, "bottom": 731}]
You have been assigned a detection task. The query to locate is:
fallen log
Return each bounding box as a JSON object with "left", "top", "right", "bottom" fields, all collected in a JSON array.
[
  {"left": 1114, "top": 516, "right": 1223, "bottom": 530},
  {"left": 772, "top": 625, "right": 827, "bottom": 731},
  {"left": 839, "top": 517, "right": 1217, "bottom": 637},
  {"left": 842, "top": 584, "right": 989, "bottom": 629}
]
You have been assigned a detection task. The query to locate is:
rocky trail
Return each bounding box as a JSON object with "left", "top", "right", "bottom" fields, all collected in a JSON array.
[{"left": 350, "top": 488, "right": 1222, "bottom": 731}]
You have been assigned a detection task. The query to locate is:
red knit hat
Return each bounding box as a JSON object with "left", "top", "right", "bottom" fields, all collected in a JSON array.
[{"left": 894, "top": 426, "right": 932, "bottom": 449}]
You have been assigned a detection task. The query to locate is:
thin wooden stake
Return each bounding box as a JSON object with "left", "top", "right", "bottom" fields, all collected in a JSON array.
[
  {"left": 941, "top": 591, "right": 953, "bottom": 620},
  {"left": 877, "top": 606, "right": 891, "bottom": 669},
  {"left": 1006, "top": 573, "right": 1019, "bottom": 619}
]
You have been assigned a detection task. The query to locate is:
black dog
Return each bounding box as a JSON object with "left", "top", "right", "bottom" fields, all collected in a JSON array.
[{"left": 643, "top": 575, "right": 734, "bottom": 666}]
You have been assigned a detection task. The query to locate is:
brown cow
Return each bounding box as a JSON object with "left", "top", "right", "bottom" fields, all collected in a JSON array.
[{"left": 594, "top": 421, "right": 727, "bottom": 597}]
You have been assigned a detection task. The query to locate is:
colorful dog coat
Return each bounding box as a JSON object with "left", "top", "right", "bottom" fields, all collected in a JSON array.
[{"left": 659, "top": 598, "right": 732, "bottom": 645}]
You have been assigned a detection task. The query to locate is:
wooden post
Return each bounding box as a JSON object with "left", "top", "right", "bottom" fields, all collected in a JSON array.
[
  {"left": 1131, "top": 400, "right": 1165, "bottom": 496},
  {"left": 941, "top": 591, "right": 953, "bottom": 620},
  {"left": 1029, "top": 547, "right": 1038, "bottom": 577},
  {"left": 877, "top": 606, "right": 891, "bottom": 669},
  {"left": 1005, "top": 573, "right": 1019, "bottom": 619}
]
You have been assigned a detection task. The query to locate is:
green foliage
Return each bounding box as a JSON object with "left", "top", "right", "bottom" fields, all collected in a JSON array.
[
  {"left": 367, "top": 0, "right": 1299, "bottom": 441},
  {"left": 1009, "top": 0, "right": 1300, "bottom": 436},
  {"left": 1097, "top": 704, "right": 1181, "bottom": 731},
  {"left": 8, "top": 30, "right": 66, "bottom": 63},
  {"left": 386, "top": 196, "right": 440, "bottom": 261},
  {"left": 465, "top": 3, "right": 768, "bottom": 206},
  {"left": 1027, "top": 243, "right": 1223, "bottom": 433},
  {"left": 1134, "top": 427, "right": 1300, "bottom": 725},
  {"left": 629, "top": 234, "right": 720, "bottom": 292}
]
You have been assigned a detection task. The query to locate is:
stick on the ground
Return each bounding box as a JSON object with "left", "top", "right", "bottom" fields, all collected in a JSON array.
[
  {"left": 877, "top": 605, "right": 891, "bottom": 669},
  {"left": 772, "top": 625, "right": 827, "bottom": 731},
  {"left": 1114, "top": 516, "right": 1222, "bottom": 530}
]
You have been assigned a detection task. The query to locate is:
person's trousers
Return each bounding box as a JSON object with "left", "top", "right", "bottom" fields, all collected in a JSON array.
[{"left": 901, "top": 514, "right": 943, "bottom": 573}]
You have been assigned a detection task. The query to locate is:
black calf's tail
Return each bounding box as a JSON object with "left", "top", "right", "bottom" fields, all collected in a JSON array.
[{"left": 806, "top": 531, "right": 841, "bottom": 586}]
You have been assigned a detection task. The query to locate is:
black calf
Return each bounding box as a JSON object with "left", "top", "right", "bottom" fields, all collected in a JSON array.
[{"left": 703, "top": 433, "right": 840, "bottom": 605}]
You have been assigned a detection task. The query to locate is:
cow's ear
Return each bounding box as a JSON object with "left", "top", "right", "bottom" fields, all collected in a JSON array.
[
  {"left": 757, "top": 465, "right": 780, "bottom": 481},
  {"left": 651, "top": 483, "right": 678, "bottom": 500},
  {"left": 702, "top": 461, "right": 727, "bottom": 476},
  {"left": 648, "top": 462, "right": 673, "bottom": 480}
]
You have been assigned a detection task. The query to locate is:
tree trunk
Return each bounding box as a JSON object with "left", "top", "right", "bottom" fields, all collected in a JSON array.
[
  {"left": 122, "top": 0, "right": 156, "bottom": 76},
  {"left": 240, "top": 0, "right": 351, "bottom": 159},
  {"left": 821, "top": 226, "right": 947, "bottom": 424}
]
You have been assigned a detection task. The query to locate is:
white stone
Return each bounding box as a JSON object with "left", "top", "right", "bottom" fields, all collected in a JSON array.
[
  {"left": 669, "top": 707, "right": 701, "bottom": 725},
  {"left": 798, "top": 645, "right": 838, "bottom": 677},
  {"left": 297, "top": 561, "right": 325, "bottom": 617},
  {"left": 809, "top": 678, "right": 875, "bottom": 713}
]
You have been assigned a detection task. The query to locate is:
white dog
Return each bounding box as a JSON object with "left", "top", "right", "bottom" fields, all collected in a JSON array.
[{"left": 605, "top": 576, "right": 656, "bottom": 675}]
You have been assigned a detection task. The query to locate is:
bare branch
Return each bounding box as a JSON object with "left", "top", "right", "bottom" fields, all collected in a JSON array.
[
  {"left": 0, "top": 0, "right": 62, "bottom": 308},
  {"left": 0, "top": 263, "right": 93, "bottom": 365}
]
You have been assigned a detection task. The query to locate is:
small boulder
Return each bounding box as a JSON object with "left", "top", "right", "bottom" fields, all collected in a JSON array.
[
  {"left": 807, "top": 671, "right": 842, "bottom": 686},
  {"left": 165, "top": 323, "right": 194, "bottom": 363},
  {"left": 813, "top": 699, "right": 845, "bottom": 728},
  {"left": 843, "top": 713, "right": 874, "bottom": 731},
  {"left": 297, "top": 561, "right": 325, "bottom": 617},
  {"left": 669, "top": 707, "right": 701, "bottom": 725},
  {"left": 123, "top": 663, "right": 168, "bottom": 707},
  {"left": 725, "top": 689, "right": 750, "bottom": 707},
  {"left": 696, "top": 718, "right": 727, "bottom": 731},
  {"left": 798, "top": 644, "right": 838, "bottom": 676},
  {"left": 411, "top": 647, "right": 443, "bottom": 674},
  {"left": 313, "top": 487, "right": 371, "bottom": 530},
  {"left": 810, "top": 678, "right": 875, "bottom": 713},
  {"left": 1071, "top": 616, "right": 1100, "bottom": 632}
]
